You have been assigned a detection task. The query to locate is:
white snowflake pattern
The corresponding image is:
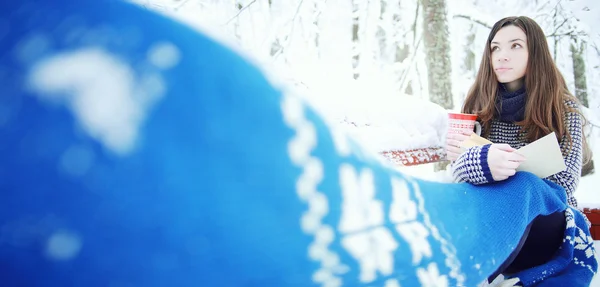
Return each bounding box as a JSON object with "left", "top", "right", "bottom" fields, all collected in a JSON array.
[
  {"left": 338, "top": 164, "right": 382, "bottom": 233},
  {"left": 397, "top": 222, "right": 432, "bottom": 264},
  {"left": 389, "top": 178, "right": 418, "bottom": 223},
  {"left": 338, "top": 164, "right": 399, "bottom": 283},
  {"left": 281, "top": 94, "right": 346, "bottom": 287},
  {"left": 565, "top": 208, "right": 576, "bottom": 229},
  {"left": 565, "top": 209, "right": 595, "bottom": 260},
  {"left": 328, "top": 127, "right": 352, "bottom": 157},
  {"left": 573, "top": 226, "right": 595, "bottom": 259},
  {"left": 341, "top": 227, "right": 399, "bottom": 283},
  {"left": 389, "top": 178, "right": 432, "bottom": 265},
  {"left": 384, "top": 278, "right": 402, "bottom": 287},
  {"left": 564, "top": 208, "right": 597, "bottom": 275},
  {"left": 416, "top": 263, "right": 449, "bottom": 287},
  {"left": 410, "top": 179, "right": 465, "bottom": 285}
]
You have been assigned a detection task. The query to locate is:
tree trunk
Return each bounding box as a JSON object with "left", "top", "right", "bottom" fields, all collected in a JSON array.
[
  {"left": 570, "top": 37, "right": 594, "bottom": 177},
  {"left": 396, "top": 43, "right": 413, "bottom": 95},
  {"left": 570, "top": 38, "right": 589, "bottom": 107},
  {"left": 390, "top": 0, "right": 416, "bottom": 95},
  {"left": 462, "top": 24, "right": 476, "bottom": 79},
  {"left": 420, "top": 0, "right": 453, "bottom": 110},
  {"left": 351, "top": 0, "right": 360, "bottom": 79},
  {"left": 421, "top": 0, "right": 453, "bottom": 171}
]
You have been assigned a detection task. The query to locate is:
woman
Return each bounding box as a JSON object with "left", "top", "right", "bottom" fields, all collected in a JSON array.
[
  {"left": 445, "top": 16, "right": 592, "bottom": 283},
  {"left": 446, "top": 16, "right": 589, "bottom": 207}
]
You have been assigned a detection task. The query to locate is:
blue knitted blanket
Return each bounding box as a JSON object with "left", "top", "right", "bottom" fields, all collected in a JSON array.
[{"left": 0, "top": 0, "right": 596, "bottom": 286}]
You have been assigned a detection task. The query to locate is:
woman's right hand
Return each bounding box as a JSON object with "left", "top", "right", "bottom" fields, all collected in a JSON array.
[{"left": 487, "top": 144, "right": 526, "bottom": 181}]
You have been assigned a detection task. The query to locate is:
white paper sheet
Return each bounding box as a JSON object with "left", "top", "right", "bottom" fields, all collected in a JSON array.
[{"left": 515, "top": 132, "right": 566, "bottom": 178}]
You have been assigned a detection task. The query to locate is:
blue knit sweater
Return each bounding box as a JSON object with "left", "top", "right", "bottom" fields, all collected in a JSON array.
[
  {"left": 0, "top": 1, "right": 596, "bottom": 286},
  {"left": 451, "top": 100, "right": 584, "bottom": 208}
]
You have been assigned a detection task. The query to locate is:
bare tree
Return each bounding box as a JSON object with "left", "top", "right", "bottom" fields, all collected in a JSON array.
[
  {"left": 420, "top": 0, "right": 453, "bottom": 170},
  {"left": 351, "top": 0, "right": 362, "bottom": 80},
  {"left": 570, "top": 37, "right": 589, "bottom": 107},
  {"left": 420, "top": 0, "right": 453, "bottom": 109},
  {"left": 568, "top": 36, "right": 595, "bottom": 176},
  {"left": 388, "top": 0, "right": 419, "bottom": 95}
]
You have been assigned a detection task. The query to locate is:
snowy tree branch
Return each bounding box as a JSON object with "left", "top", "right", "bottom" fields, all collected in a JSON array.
[
  {"left": 552, "top": 18, "right": 569, "bottom": 34},
  {"left": 412, "top": 1, "right": 420, "bottom": 45},
  {"left": 271, "top": 0, "right": 306, "bottom": 61},
  {"left": 547, "top": 31, "right": 587, "bottom": 39},
  {"left": 173, "top": 0, "right": 192, "bottom": 11},
  {"left": 283, "top": 0, "right": 306, "bottom": 48},
  {"left": 452, "top": 14, "right": 492, "bottom": 29},
  {"left": 224, "top": 0, "right": 258, "bottom": 25},
  {"left": 592, "top": 42, "right": 600, "bottom": 58},
  {"left": 398, "top": 37, "right": 422, "bottom": 94}
]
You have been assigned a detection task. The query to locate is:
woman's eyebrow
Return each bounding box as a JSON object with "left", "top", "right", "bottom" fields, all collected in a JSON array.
[{"left": 491, "top": 38, "right": 526, "bottom": 45}]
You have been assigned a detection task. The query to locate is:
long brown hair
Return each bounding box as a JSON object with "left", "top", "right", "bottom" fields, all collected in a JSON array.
[{"left": 462, "top": 16, "right": 588, "bottom": 158}]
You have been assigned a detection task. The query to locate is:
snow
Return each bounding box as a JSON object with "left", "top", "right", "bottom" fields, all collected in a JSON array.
[
  {"left": 576, "top": 139, "right": 600, "bottom": 208},
  {"left": 337, "top": 92, "right": 448, "bottom": 153}
]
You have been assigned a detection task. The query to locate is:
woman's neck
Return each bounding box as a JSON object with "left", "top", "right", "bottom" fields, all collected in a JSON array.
[{"left": 503, "top": 78, "right": 525, "bottom": 92}]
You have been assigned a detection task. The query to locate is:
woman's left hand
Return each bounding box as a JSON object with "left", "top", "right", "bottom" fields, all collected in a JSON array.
[{"left": 445, "top": 131, "right": 472, "bottom": 161}]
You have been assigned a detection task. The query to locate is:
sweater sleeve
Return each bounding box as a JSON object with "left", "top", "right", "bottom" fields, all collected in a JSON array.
[
  {"left": 545, "top": 101, "right": 584, "bottom": 208},
  {"left": 451, "top": 144, "right": 496, "bottom": 184}
]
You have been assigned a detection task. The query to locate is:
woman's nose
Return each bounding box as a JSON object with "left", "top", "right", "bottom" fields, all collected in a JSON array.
[{"left": 497, "top": 51, "right": 509, "bottom": 61}]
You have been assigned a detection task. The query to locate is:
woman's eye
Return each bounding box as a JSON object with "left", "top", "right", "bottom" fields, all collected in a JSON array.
[
  {"left": 491, "top": 46, "right": 499, "bottom": 52},
  {"left": 512, "top": 43, "right": 522, "bottom": 49}
]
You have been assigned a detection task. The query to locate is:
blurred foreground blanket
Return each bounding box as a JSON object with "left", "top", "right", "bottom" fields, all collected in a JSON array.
[{"left": 0, "top": 0, "right": 596, "bottom": 286}]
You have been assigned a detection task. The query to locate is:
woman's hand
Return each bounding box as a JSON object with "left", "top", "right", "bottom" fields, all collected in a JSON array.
[
  {"left": 487, "top": 144, "right": 526, "bottom": 181},
  {"left": 445, "top": 131, "right": 472, "bottom": 161}
]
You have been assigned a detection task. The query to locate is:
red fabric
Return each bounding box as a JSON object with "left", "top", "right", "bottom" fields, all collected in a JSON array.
[{"left": 583, "top": 208, "right": 600, "bottom": 240}]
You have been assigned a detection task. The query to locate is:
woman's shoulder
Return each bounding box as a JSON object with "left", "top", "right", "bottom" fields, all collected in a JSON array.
[
  {"left": 561, "top": 97, "right": 585, "bottom": 127},
  {"left": 560, "top": 98, "right": 586, "bottom": 124},
  {"left": 562, "top": 96, "right": 582, "bottom": 110}
]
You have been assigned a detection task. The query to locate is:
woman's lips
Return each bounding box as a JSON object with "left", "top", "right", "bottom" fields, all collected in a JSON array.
[{"left": 495, "top": 68, "right": 512, "bottom": 73}]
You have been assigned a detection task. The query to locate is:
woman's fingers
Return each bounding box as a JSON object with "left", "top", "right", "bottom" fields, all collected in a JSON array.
[
  {"left": 445, "top": 144, "right": 461, "bottom": 153},
  {"left": 446, "top": 133, "right": 471, "bottom": 154},
  {"left": 498, "top": 167, "right": 517, "bottom": 177},
  {"left": 501, "top": 159, "right": 521, "bottom": 170},
  {"left": 508, "top": 151, "right": 526, "bottom": 162},
  {"left": 491, "top": 168, "right": 517, "bottom": 181},
  {"left": 446, "top": 138, "right": 462, "bottom": 148},
  {"left": 445, "top": 133, "right": 471, "bottom": 161},
  {"left": 445, "top": 145, "right": 462, "bottom": 161},
  {"left": 492, "top": 173, "right": 508, "bottom": 181},
  {"left": 494, "top": 143, "right": 516, "bottom": 152},
  {"left": 488, "top": 144, "right": 525, "bottom": 181},
  {"left": 447, "top": 132, "right": 471, "bottom": 142}
]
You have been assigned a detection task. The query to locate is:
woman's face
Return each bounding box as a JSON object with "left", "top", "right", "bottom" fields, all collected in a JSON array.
[{"left": 490, "top": 25, "right": 528, "bottom": 90}]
